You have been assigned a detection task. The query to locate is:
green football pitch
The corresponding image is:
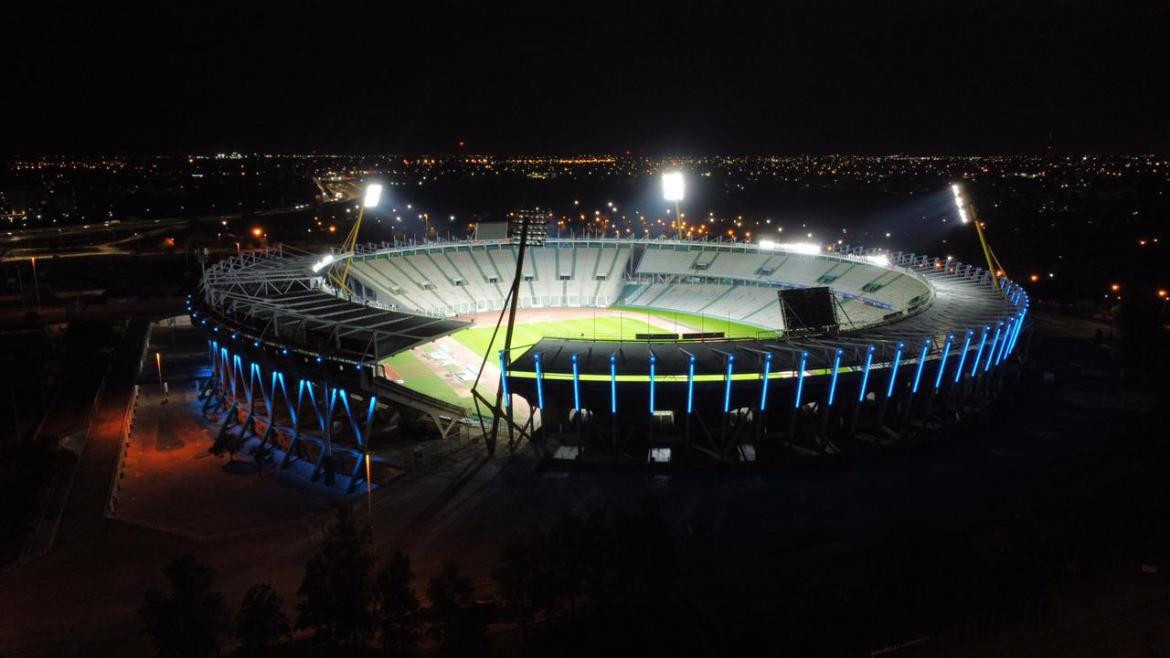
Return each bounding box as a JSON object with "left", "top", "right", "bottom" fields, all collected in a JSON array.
[
  {"left": 449, "top": 307, "right": 770, "bottom": 361},
  {"left": 382, "top": 307, "right": 777, "bottom": 408}
]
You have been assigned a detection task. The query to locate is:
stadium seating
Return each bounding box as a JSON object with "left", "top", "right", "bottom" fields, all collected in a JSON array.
[
  {"left": 347, "top": 240, "right": 929, "bottom": 330},
  {"left": 351, "top": 242, "right": 632, "bottom": 316}
]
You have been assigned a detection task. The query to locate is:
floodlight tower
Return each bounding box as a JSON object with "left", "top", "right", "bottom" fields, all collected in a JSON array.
[
  {"left": 662, "top": 171, "right": 685, "bottom": 240},
  {"left": 951, "top": 183, "right": 1006, "bottom": 291},
  {"left": 330, "top": 183, "right": 383, "bottom": 293}
]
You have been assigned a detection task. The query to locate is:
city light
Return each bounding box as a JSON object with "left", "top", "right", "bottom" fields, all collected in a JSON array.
[
  {"left": 662, "top": 171, "right": 685, "bottom": 202},
  {"left": 363, "top": 183, "right": 383, "bottom": 208}
]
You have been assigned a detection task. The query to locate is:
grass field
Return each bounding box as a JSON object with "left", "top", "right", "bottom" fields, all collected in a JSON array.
[
  {"left": 385, "top": 307, "right": 779, "bottom": 407},
  {"left": 382, "top": 348, "right": 473, "bottom": 407},
  {"left": 450, "top": 308, "right": 774, "bottom": 363},
  {"left": 609, "top": 306, "right": 771, "bottom": 339}
]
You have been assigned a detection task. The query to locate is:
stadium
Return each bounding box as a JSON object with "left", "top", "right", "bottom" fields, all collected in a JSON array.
[{"left": 190, "top": 218, "right": 1028, "bottom": 486}]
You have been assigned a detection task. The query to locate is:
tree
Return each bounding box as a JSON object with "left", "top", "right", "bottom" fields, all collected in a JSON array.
[
  {"left": 296, "top": 505, "right": 375, "bottom": 649},
  {"left": 374, "top": 549, "right": 421, "bottom": 657},
  {"left": 234, "top": 583, "right": 290, "bottom": 657},
  {"left": 426, "top": 560, "right": 486, "bottom": 657},
  {"left": 140, "top": 555, "right": 231, "bottom": 658},
  {"left": 494, "top": 526, "right": 550, "bottom": 643}
]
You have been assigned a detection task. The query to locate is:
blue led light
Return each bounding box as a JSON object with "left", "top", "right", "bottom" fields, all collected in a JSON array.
[
  {"left": 970, "top": 327, "right": 989, "bottom": 377},
  {"left": 686, "top": 354, "right": 696, "bottom": 414},
  {"left": 885, "top": 342, "right": 904, "bottom": 398},
  {"left": 934, "top": 334, "right": 954, "bottom": 390},
  {"left": 724, "top": 354, "right": 735, "bottom": 413},
  {"left": 760, "top": 353, "right": 773, "bottom": 410},
  {"left": 995, "top": 317, "right": 1013, "bottom": 365},
  {"left": 827, "top": 349, "right": 843, "bottom": 406},
  {"left": 1008, "top": 307, "right": 1028, "bottom": 353},
  {"left": 954, "top": 330, "right": 974, "bottom": 383},
  {"left": 794, "top": 351, "right": 808, "bottom": 409},
  {"left": 984, "top": 323, "right": 1002, "bottom": 372},
  {"left": 911, "top": 338, "right": 930, "bottom": 394},
  {"left": 858, "top": 345, "right": 875, "bottom": 402},
  {"left": 648, "top": 353, "right": 656, "bottom": 414},
  {"left": 571, "top": 353, "right": 580, "bottom": 410},
  {"left": 609, "top": 353, "right": 617, "bottom": 414},
  {"left": 533, "top": 352, "right": 544, "bottom": 409},
  {"left": 499, "top": 350, "right": 510, "bottom": 409}
]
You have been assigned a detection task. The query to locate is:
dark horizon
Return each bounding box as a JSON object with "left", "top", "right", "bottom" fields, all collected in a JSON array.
[{"left": 6, "top": 2, "right": 1169, "bottom": 156}]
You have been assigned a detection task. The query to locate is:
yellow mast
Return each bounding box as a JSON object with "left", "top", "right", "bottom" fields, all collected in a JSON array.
[
  {"left": 329, "top": 203, "right": 365, "bottom": 294},
  {"left": 328, "top": 183, "right": 381, "bottom": 294}
]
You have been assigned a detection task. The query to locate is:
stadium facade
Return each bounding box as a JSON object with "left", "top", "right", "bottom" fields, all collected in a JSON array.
[{"left": 191, "top": 237, "right": 1027, "bottom": 482}]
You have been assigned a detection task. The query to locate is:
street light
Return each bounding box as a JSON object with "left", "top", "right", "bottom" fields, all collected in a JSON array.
[{"left": 662, "top": 171, "right": 685, "bottom": 240}]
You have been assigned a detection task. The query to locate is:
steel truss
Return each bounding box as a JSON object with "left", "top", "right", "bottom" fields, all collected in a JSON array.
[{"left": 199, "top": 338, "right": 380, "bottom": 493}]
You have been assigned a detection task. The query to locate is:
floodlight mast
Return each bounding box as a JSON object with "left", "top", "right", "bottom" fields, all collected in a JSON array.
[
  {"left": 329, "top": 183, "right": 383, "bottom": 294},
  {"left": 952, "top": 183, "right": 1006, "bottom": 292}
]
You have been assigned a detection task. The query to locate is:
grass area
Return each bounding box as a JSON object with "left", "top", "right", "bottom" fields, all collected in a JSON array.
[
  {"left": 387, "top": 308, "right": 777, "bottom": 405},
  {"left": 381, "top": 349, "right": 471, "bottom": 408},
  {"left": 450, "top": 316, "right": 636, "bottom": 361},
  {"left": 609, "top": 305, "right": 773, "bottom": 339}
]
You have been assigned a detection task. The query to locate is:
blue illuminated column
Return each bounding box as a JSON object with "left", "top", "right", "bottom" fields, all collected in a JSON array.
[
  {"left": 885, "top": 342, "right": 905, "bottom": 398},
  {"left": 794, "top": 351, "right": 809, "bottom": 409},
  {"left": 723, "top": 354, "right": 735, "bottom": 413},
  {"left": 533, "top": 352, "right": 545, "bottom": 409},
  {"left": 858, "top": 345, "right": 875, "bottom": 403},
  {"left": 983, "top": 323, "right": 1002, "bottom": 372},
  {"left": 934, "top": 334, "right": 954, "bottom": 390},
  {"left": 686, "top": 354, "right": 696, "bottom": 414},
  {"left": 953, "top": 330, "right": 974, "bottom": 384},
  {"left": 760, "top": 352, "right": 773, "bottom": 410},
  {"left": 995, "top": 316, "right": 1014, "bottom": 365},
  {"left": 969, "top": 327, "right": 989, "bottom": 378},
  {"left": 609, "top": 353, "right": 617, "bottom": 414},
  {"left": 827, "top": 348, "right": 843, "bottom": 406},
  {"left": 1008, "top": 307, "right": 1028, "bottom": 353},
  {"left": 498, "top": 350, "right": 510, "bottom": 409},
  {"left": 649, "top": 353, "right": 656, "bottom": 414},
  {"left": 911, "top": 337, "right": 931, "bottom": 394},
  {"left": 571, "top": 353, "right": 580, "bottom": 410}
]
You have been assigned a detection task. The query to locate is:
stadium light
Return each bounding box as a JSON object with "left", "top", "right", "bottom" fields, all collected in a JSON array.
[
  {"left": 951, "top": 184, "right": 969, "bottom": 224},
  {"left": 663, "top": 171, "right": 685, "bottom": 240},
  {"left": 662, "top": 171, "right": 685, "bottom": 202},
  {"left": 759, "top": 240, "right": 821, "bottom": 255},
  {"left": 310, "top": 253, "right": 335, "bottom": 273},
  {"left": 363, "top": 183, "right": 384, "bottom": 208}
]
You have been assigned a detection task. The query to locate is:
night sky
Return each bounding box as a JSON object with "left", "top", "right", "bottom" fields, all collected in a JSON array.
[{"left": 6, "top": 1, "right": 1168, "bottom": 155}]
